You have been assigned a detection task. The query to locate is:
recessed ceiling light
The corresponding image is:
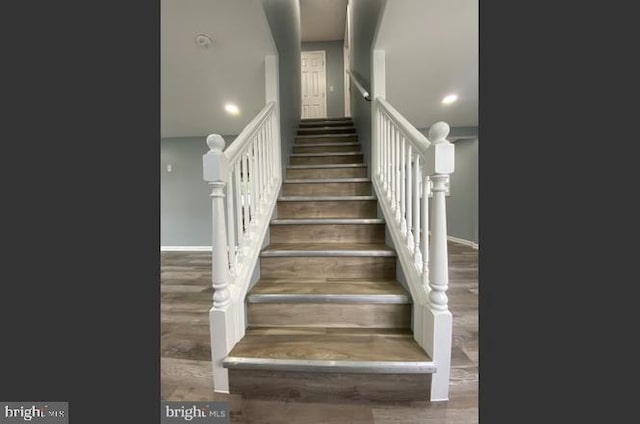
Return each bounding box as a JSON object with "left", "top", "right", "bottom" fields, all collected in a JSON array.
[
  {"left": 224, "top": 103, "right": 240, "bottom": 115},
  {"left": 442, "top": 94, "right": 458, "bottom": 105}
]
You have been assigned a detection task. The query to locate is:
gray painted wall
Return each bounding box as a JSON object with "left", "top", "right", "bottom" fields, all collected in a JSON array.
[
  {"left": 162, "top": 0, "right": 301, "bottom": 247},
  {"left": 161, "top": 135, "right": 235, "bottom": 246},
  {"left": 263, "top": 0, "right": 301, "bottom": 177},
  {"left": 419, "top": 126, "right": 478, "bottom": 244},
  {"left": 301, "top": 41, "right": 345, "bottom": 118},
  {"left": 447, "top": 138, "right": 478, "bottom": 244},
  {"left": 348, "top": 0, "right": 385, "bottom": 179}
]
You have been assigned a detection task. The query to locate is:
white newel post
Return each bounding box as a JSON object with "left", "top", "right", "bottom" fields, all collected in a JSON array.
[
  {"left": 423, "top": 122, "right": 455, "bottom": 401},
  {"left": 203, "top": 134, "right": 234, "bottom": 393}
]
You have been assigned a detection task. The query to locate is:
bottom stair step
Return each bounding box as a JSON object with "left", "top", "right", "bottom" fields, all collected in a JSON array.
[
  {"left": 224, "top": 328, "right": 434, "bottom": 402},
  {"left": 224, "top": 328, "right": 433, "bottom": 369}
]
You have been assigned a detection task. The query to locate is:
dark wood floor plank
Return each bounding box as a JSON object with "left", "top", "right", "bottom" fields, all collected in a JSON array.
[{"left": 160, "top": 239, "right": 478, "bottom": 422}]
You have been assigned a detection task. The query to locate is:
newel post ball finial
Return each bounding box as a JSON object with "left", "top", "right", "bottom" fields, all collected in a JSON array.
[
  {"left": 429, "top": 122, "right": 450, "bottom": 144},
  {"left": 207, "top": 134, "right": 226, "bottom": 152}
]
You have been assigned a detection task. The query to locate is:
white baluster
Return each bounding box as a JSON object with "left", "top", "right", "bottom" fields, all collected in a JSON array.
[
  {"left": 406, "top": 145, "right": 414, "bottom": 253},
  {"left": 255, "top": 134, "right": 262, "bottom": 206},
  {"left": 400, "top": 135, "right": 407, "bottom": 236},
  {"left": 264, "top": 120, "right": 269, "bottom": 188},
  {"left": 392, "top": 126, "right": 397, "bottom": 212},
  {"left": 225, "top": 168, "right": 236, "bottom": 276},
  {"left": 274, "top": 112, "right": 281, "bottom": 182},
  {"left": 382, "top": 114, "right": 388, "bottom": 192},
  {"left": 381, "top": 114, "right": 385, "bottom": 189},
  {"left": 255, "top": 133, "right": 261, "bottom": 204},
  {"left": 387, "top": 118, "right": 394, "bottom": 202},
  {"left": 203, "top": 134, "right": 231, "bottom": 309},
  {"left": 390, "top": 125, "right": 394, "bottom": 205},
  {"left": 273, "top": 113, "right": 278, "bottom": 183},
  {"left": 266, "top": 118, "right": 273, "bottom": 187},
  {"left": 234, "top": 161, "right": 243, "bottom": 264},
  {"left": 260, "top": 126, "right": 266, "bottom": 197},
  {"left": 377, "top": 108, "right": 383, "bottom": 178},
  {"left": 271, "top": 115, "right": 277, "bottom": 185},
  {"left": 250, "top": 141, "right": 259, "bottom": 216},
  {"left": 243, "top": 150, "right": 252, "bottom": 240},
  {"left": 426, "top": 122, "right": 454, "bottom": 311},
  {"left": 413, "top": 154, "right": 422, "bottom": 271},
  {"left": 394, "top": 128, "right": 402, "bottom": 223},
  {"left": 265, "top": 123, "right": 270, "bottom": 189},
  {"left": 422, "top": 174, "right": 430, "bottom": 287}
]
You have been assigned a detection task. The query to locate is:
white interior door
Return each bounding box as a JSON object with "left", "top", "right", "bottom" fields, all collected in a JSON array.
[{"left": 301, "top": 51, "right": 327, "bottom": 119}]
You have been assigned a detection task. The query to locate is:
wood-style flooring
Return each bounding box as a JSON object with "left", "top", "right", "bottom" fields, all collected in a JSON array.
[{"left": 161, "top": 241, "right": 478, "bottom": 423}]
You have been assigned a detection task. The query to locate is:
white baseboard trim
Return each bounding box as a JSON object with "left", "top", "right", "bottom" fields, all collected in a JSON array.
[
  {"left": 447, "top": 236, "right": 479, "bottom": 250},
  {"left": 160, "top": 246, "right": 212, "bottom": 252}
]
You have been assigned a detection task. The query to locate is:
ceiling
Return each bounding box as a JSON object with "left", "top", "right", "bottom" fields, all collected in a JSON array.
[
  {"left": 374, "top": 0, "right": 478, "bottom": 129},
  {"left": 161, "top": 0, "right": 477, "bottom": 138},
  {"left": 300, "top": 0, "right": 347, "bottom": 42},
  {"left": 161, "top": 0, "right": 276, "bottom": 138}
]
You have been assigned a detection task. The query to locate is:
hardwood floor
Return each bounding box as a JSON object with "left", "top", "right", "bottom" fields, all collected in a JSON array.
[{"left": 161, "top": 241, "right": 478, "bottom": 423}]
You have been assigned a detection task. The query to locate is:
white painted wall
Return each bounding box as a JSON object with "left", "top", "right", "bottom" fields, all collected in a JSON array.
[
  {"left": 161, "top": 135, "right": 236, "bottom": 247},
  {"left": 448, "top": 138, "right": 478, "bottom": 244}
]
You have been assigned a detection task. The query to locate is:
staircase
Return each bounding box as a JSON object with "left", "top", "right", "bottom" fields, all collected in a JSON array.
[{"left": 222, "top": 117, "right": 435, "bottom": 402}]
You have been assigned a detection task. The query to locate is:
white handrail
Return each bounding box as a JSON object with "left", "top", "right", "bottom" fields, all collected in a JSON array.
[
  {"left": 224, "top": 102, "right": 275, "bottom": 164},
  {"left": 346, "top": 70, "right": 371, "bottom": 101},
  {"left": 377, "top": 97, "right": 430, "bottom": 156},
  {"left": 203, "top": 97, "right": 281, "bottom": 394}
]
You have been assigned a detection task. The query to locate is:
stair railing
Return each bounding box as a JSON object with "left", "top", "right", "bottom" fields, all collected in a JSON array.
[
  {"left": 373, "top": 95, "right": 455, "bottom": 401},
  {"left": 203, "top": 55, "right": 282, "bottom": 393},
  {"left": 347, "top": 69, "right": 371, "bottom": 101},
  {"left": 348, "top": 50, "right": 456, "bottom": 401}
]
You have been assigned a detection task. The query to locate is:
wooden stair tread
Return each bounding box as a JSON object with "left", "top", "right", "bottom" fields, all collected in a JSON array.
[
  {"left": 226, "top": 329, "right": 432, "bottom": 363},
  {"left": 253, "top": 278, "right": 402, "bottom": 284},
  {"left": 278, "top": 195, "right": 375, "bottom": 201},
  {"left": 263, "top": 243, "right": 395, "bottom": 256},
  {"left": 248, "top": 281, "right": 408, "bottom": 296},
  {"left": 264, "top": 242, "right": 393, "bottom": 250},
  {"left": 290, "top": 152, "right": 362, "bottom": 157},
  {"left": 298, "top": 126, "right": 356, "bottom": 132},
  {"left": 244, "top": 327, "right": 413, "bottom": 336},
  {"left": 287, "top": 163, "right": 366, "bottom": 169},
  {"left": 284, "top": 178, "right": 370, "bottom": 183},
  {"left": 292, "top": 142, "right": 360, "bottom": 147},
  {"left": 271, "top": 218, "right": 384, "bottom": 224},
  {"left": 299, "top": 122, "right": 354, "bottom": 128},
  {"left": 295, "top": 133, "right": 357, "bottom": 139},
  {"left": 301, "top": 117, "right": 352, "bottom": 121}
]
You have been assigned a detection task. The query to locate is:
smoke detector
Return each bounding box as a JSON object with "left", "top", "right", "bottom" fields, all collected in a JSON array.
[{"left": 195, "top": 33, "right": 213, "bottom": 49}]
